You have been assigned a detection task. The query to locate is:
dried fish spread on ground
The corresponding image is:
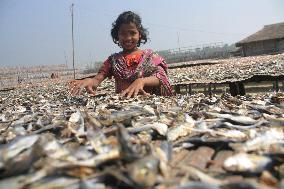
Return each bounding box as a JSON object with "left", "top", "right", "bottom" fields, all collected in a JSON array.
[
  {"left": 0, "top": 82, "right": 284, "bottom": 189},
  {"left": 168, "top": 53, "right": 284, "bottom": 84}
]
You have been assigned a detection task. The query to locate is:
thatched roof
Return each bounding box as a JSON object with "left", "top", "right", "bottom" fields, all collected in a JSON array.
[{"left": 236, "top": 22, "right": 284, "bottom": 46}]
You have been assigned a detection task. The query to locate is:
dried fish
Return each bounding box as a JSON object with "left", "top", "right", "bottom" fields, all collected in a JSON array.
[
  {"left": 167, "top": 114, "right": 195, "bottom": 141},
  {"left": 68, "top": 110, "right": 86, "bottom": 138},
  {"left": 230, "top": 127, "right": 284, "bottom": 152},
  {"left": 0, "top": 134, "right": 39, "bottom": 161},
  {"left": 28, "top": 177, "right": 80, "bottom": 189},
  {"left": 206, "top": 112, "right": 257, "bottom": 125},
  {"left": 220, "top": 120, "right": 267, "bottom": 130},
  {"left": 169, "top": 182, "right": 221, "bottom": 189},
  {"left": 116, "top": 124, "right": 143, "bottom": 161},
  {"left": 0, "top": 79, "right": 284, "bottom": 188},
  {"left": 223, "top": 153, "right": 272, "bottom": 173},
  {"left": 180, "top": 165, "right": 225, "bottom": 186},
  {"left": 127, "top": 155, "right": 159, "bottom": 188}
]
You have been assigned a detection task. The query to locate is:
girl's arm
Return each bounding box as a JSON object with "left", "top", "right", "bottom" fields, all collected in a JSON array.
[
  {"left": 121, "top": 76, "right": 160, "bottom": 98},
  {"left": 85, "top": 72, "right": 106, "bottom": 94},
  {"left": 92, "top": 72, "right": 106, "bottom": 85},
  {"left": 69, "top": 72, "right": 106, "bottom": 96},
  {"left": 69, "top": 59, "right": 110, "bottom": 95},
  {"left": 141, "top": 76, "right": 160, "bottom": 86}
]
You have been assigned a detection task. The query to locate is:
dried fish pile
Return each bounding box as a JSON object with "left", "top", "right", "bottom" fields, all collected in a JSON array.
[
  {"left": 168, "top": 53, "right": 284, "bottom": 84},
  {"left": 0, "top": 82, "right": 284, "bottom": 189},
  {"left": 167, "top": 59, "right": 223, "bottom": 69}
]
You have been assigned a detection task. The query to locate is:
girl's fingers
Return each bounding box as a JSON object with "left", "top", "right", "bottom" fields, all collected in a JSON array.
[
  {"left": 141, "top": 89, "right": 150, "bottom": 96},
  {"left": 68, "top": 81, "right": 74, "bottom": 90},
  {"left": 70, "top": 88, "right": 76, "bottom": 95},
  {"left": 70, "top": 85, "right": 76, "bottom": 95},
  {"left": 69, "top": 81, "right": 78, "bottom": 93},
  {"left": 86, "top": 86, "right": 96, "bottom": 96},
  {"left": 121, "top": 88, "right": 130, "bottom": 97},
  {"left": 71, "top": 85, "right": 79, "bottom": 95},
  {"left": 72, "top": 86, "right": 80, "bottom": 95},
  {"left": 77, "top": 86, "right": 84, "bottom": 95},
  {"left": 70, "top": 82, "right": 83, "bottom": 95},
  {"left": 69, "top": 80, "right": 98, "bottom": 96},
  {"left": 133, "top": 89, "right": 139, "bottom": 98},
  {"left": 121, "top": 86, "right": 149, "bottom": 98},
  {"left": 121, "top": 90, "right": 126, "bottom": 97},
  {"left": 126, "top": 89, "right": 134, "bottom": 99}
]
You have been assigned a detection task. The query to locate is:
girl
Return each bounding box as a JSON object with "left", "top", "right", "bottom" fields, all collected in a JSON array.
[{"left": 70, "top": 11, "right": 173, "bottom": 98}]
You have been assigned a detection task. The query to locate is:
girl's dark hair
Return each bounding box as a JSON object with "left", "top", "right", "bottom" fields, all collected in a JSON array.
[{"left": 111, "top": 11, "right": 148, "bottom": 47}]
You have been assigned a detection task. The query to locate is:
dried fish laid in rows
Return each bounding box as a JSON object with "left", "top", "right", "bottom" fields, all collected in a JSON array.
[
  {"left": 168, "top": 53, "right": 284, "bottom": 84},
  {"left": 0, "top": 82, "right": 284, "bottom": 189}
]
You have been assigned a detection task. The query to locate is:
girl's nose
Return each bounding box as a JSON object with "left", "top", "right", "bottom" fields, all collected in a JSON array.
[{"left": 125, "top": 34, "right": 132, "bottom": 40}]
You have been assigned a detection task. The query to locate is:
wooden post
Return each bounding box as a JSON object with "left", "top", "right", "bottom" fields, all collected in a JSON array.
[
  {"left": 71, "top": 3, "right": 75, "bottom": 79},
  {"left": 175, "top": 85, "right": 181, "bottom": 94},
  {"left": 229, "top": 82, "right": 245, "bottom": 96},
  {"left": 273, "top": 80, "right": 279, "bottom": 92},
  {"left": 238, "top": 82, "right": 246, "bottom": 96},
  {"left": 229, "top": 82, "right": 239, "bottom": 96},
  {"left": 208, "top": 83, "right": 212, "bottom": 97},
  {"left": 188, "top": 84, "right": 192, "bottom": 95}
]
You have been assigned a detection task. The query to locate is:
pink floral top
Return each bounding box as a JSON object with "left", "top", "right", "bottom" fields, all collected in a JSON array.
[{"left": 98, "top": 49, "right": 173, "bottom": 96}]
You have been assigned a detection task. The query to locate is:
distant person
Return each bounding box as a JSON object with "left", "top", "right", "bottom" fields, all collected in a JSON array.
[
  {"left": 51, "top": 73, "right": 59, "bottom": 79},
  {"left": 69, "top": 11, "right": 173, "bottom": 98},
  {"left": 51, "top": 73, "right": 55, "bottom": 79}
]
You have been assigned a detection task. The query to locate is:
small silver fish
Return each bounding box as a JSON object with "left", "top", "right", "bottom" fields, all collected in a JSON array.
[
  {"left": 167, "top": 114, "right": 195, "bottom": 141},
  {"left": 127, "top": 155, "right": 159, "bottom": 189},
  {"left": 223, "top": 153, "right": 271, "bottom": 173},
  {"left": 206, "top": 112, "right": 256, "bottom": 125}
]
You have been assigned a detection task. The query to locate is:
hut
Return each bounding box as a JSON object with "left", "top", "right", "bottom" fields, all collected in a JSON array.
[{"left": 236, "top": 22, "right": 284, "bottom": 57}]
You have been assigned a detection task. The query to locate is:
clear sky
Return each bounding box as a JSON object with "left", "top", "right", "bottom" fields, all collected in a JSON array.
[{"left": 1, "top": 0, "right": 284, "bottom": 68}]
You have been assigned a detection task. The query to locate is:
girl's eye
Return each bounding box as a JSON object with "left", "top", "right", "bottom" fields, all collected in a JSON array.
[
  {"left": 130, "top": 31, "right": 137, "bottom": 35},
  {"left": 119, "top": 32, "right": 128, "bottom": 36},
  {"left": 118, "top": 30, "right": 138, "bottom": 37}
]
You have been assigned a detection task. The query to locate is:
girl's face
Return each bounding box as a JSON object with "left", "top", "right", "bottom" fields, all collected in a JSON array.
[{"left": 118, "top": 22, "right": 140, "bottom": 52}]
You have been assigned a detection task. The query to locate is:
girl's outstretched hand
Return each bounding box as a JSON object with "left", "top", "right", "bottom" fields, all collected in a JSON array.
[
  {"left": 121, "top": 78, "right": 149, "bottom": 99},
  {"left": 68, "top": 78, "right": 98, "bottom": 96}
]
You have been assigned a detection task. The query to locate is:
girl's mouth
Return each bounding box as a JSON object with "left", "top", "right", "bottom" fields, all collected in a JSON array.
[{"left": 124, "top": 42, "right": 133, "bottom": 46}]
